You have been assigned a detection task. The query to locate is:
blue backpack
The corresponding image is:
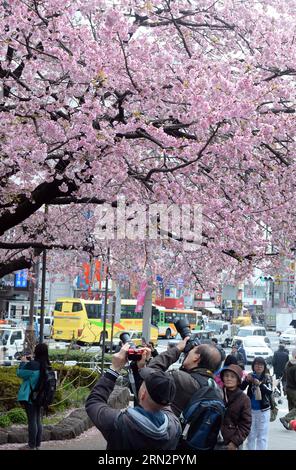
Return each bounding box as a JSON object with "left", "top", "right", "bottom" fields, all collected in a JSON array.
[{"left": 179, "top": 375, "right": 225, "bottom": 451}]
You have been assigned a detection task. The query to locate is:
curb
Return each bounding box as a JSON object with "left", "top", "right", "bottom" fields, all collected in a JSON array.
[
  {"left": 0, "top": 408, "right": 93, "bottom": 444},
  {"left": 0, "top": 385, "right": 131, "bottom": 445}
]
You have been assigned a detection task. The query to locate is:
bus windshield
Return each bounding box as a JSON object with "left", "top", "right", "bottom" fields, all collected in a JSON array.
[{"left": 85, "top": 303, "right": 101, "bottom": 319}]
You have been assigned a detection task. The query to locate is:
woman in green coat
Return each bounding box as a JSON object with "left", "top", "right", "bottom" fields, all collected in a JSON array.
[{"left": 17, "top": 343, "right": 50, "bottom": 450}]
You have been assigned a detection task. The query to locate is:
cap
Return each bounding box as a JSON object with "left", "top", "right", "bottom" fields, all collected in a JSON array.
[
  {"left": 220, "top": 364, "right": 243, "bottom": 383},
  {"left": 139, "top": 367, "right": 176, "bottom": 406}
]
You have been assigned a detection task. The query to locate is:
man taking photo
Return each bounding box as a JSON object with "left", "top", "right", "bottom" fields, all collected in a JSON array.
[{"left": 85, "top": 343, "right": 181, "bottom": 450}]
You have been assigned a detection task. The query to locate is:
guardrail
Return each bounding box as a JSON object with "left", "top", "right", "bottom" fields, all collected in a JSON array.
[{"left": 0, "top": 359, "right": 112, "bottom": 371}]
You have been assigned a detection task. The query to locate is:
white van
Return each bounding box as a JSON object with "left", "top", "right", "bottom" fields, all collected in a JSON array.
[
  {"left": 0, "top": 326, "right": 25, "bottom": 361},
  {"left": 206, "top": 320, "right": 238, "bottom": 347},
  {"left": 21, "top": 315, "right": 53, "bottom": 338},
  {"left": 232, "top": 325, "right": 270, "bottom": 346}
]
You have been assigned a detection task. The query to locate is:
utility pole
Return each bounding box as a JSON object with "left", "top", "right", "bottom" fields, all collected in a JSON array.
[
  {"left": 110, "top": 294, "right": 116, "bottom": 354},
  {"left": 25, "top": 262, "right": 37, "bottom": 354},
  {"left": 39, "top": 248, "right": 47, "bottom": 343},
  {"left": 39, "top": 205, "right": 48, "bottom": 343},
  {"left": 142, "top": 286, "right": 152, "bottom": 343},
  {"left": 101, "top": 247, "right": 110, "bottom": 373},
  {"left": 271, "top": 279, "right": 275, "bottom": 308}
]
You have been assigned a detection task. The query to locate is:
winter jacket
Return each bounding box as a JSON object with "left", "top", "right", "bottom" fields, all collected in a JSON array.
[
  {"left": 17, "top": 360, "right": 40, "bottom": 403},
  {"left": 237, "top": 346, "right": 247, "bottom": 365},
  {"left": 241, "top": 373, "right": 273, "bottom": 411},
  {"left": 272, "top": 350, "right": 289, "bottom": 377},
  {"left": 284, "top": 361, "right": 296, "bottom": 390},
  {"left": 85, "top": 369, "right": 181, "bottom": 450},
  {"left": 231, "top": 351, "right": 245, "bottom": 369},
  {"left": 148, "top": 346, "right": 218, "bottom": 417},
  {"left": 220, "top": 388, "right": 252, "bottom": 448}
]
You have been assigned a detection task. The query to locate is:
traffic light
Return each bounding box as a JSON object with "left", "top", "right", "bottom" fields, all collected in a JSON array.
[{"left": 83, "top": 263, "right": 90, "bottom": 285}]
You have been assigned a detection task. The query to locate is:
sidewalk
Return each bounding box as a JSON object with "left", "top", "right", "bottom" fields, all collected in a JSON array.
[
  {"left": 0, "top": 398, "right": 296, "bottom": 451},
  {"left": 1, "top": 397, "right": 295, "bottom": 451}
]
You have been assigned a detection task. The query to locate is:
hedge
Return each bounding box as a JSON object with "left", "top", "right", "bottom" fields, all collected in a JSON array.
[
  {"left": 0, "top": 365, "right": 99, "bottom": 412},
  {"left": 0, "top": 374, "right": 22, "bottom": 411},
  {"left": 0, "top": 414, "right": 11, "bottom": 428},
  {"left": 49, "top": 349, "right": 112, "bottom": 365},
  {"left": 7, "top": 407, "right": 27, "bottom": 424}
]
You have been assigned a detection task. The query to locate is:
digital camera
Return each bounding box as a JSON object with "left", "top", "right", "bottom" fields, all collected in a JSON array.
[
  {"left": 119, "top": 332, "right": 144, "bottom": 362},
  {"left": 127, "top": 347, "right": 145, "bottom": 361},
  {"left": 174, "top": 319, "right": 200, "bottom": 354}
]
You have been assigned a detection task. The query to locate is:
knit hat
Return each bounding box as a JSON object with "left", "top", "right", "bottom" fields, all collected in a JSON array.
[
  {"left": 139, "top": 367, "right": 176, "bottom": 406},
  {"left": 220, "top": 364, "right": 243, "bottom": 384}
]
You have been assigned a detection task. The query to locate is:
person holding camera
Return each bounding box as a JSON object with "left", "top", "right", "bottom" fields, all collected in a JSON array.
[
  {"left": 85, "top": 343, "right": 181, "bottom": 450},
  {"left": 16, "top": 343, "right": 51, "bottom": 450},
  {"left": 145, "top": 334, "right": 223, "bottom": 418},
  {"left": 241, "top": 356, "right": 273, "bottom": 450}
]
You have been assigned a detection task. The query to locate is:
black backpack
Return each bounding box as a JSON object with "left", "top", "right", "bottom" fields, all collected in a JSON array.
[
  {"left": 179, "top": 374, "right": 225, "bottom": 451},
  {"left": 31, "top": 368, "right": 57, "bottom": 411}
]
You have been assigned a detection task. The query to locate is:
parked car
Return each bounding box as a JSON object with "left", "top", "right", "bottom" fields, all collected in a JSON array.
[
  {"left": 241, "top": 336, "right": 273, "bottom": 364},
  {"left": 279, "top": 328, "right": 296, "bottom": 345},
  {"left": 232, "top": 325, "right": 270, "bottom": 345}
]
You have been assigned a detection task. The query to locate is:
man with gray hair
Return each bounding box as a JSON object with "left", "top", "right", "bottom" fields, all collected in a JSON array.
[{"left": 280, "top": 348, "right": 296, "bottom": 430}]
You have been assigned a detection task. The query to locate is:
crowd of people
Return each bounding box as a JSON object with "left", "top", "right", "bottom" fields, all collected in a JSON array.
[
  {"left": 85, "top": 337, "right": 296, "bottom": 451},
  {"left": 15, "top": 337, "right": 296, "bottom": 451}
]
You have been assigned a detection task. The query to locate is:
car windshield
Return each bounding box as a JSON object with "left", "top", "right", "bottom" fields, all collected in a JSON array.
[
  {"left": 0, "top": 329, "right": 10, "bottom": 345},
  {"left": 244, "top": 337, "right": 267, "bottom": 347},
  {"left": 206, "top": 323, "right": 221, "bottom": 332},
  {"left": 237, "top": 329, "right": 254, "bottom": 336}
]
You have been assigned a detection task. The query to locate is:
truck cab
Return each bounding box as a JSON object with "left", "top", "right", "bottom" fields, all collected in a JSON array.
[
  {"left": 0, "top": 325, "right": 25, "bottom": 361},
  {"left": 205, "top": 320, "right": 237, "bottom": 347}
]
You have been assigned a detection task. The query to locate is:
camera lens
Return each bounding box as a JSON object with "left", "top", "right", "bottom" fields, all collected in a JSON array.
[
  {"left": 174, "top": 319, "right": 192, "bottom": 339},
  {"left": 120, "top": 332, "right": 131, "bottom": 344}
]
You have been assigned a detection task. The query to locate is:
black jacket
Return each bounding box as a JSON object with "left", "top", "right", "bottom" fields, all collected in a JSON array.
[
  {"left": 272, "top": 350, "right": 289, "bottom": 377},
  {"left": 148, "top": 346, "right": 219, "bottom": 417},
  {"left": 85, "top": 370, "right": 181, "bottom": 450},
  {"left": 284, "top": 361, "right": 296, "bottom": 390},
  {"left": 241, "top": 374, "right": 273, "bottom": 411}
]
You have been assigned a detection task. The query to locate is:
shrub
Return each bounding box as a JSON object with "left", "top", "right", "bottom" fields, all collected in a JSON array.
[
  {"left": 0, "top": 364, "right": 99, "bottom": 414},
  {"left": 0, "top": 414, "right": 11, "bottom": 428},
  {"left": 53, "top": 363, "right": 99, "bottom": 388},
  {"left": 7, "top": 407, "right": 27, "bottom": 424},
  {"left": 0, "top": 371, "right": 21, "bottom": 411},
  {"left": 49, "top": 349, "right": 112, "bottom": 366}
]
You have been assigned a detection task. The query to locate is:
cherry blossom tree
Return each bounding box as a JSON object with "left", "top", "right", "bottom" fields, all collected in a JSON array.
[{"left": 1, "top": 0, "right": 296, "bottom": 288}]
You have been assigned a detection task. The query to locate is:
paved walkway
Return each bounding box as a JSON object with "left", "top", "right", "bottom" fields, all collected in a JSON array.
[{"left": 1, "top": 397, "right": 295, "bottom": 451}]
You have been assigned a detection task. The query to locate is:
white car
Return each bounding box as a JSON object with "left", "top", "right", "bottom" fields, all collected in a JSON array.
[
  {"left": 232, "top": 325, "right": 270, "bottom": 346},
  {"left": 242, "top": 336, "right": 273, "bottom": 364},
  {"left": 280, "top": 328, "right": 296, "bottom": 345}
]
